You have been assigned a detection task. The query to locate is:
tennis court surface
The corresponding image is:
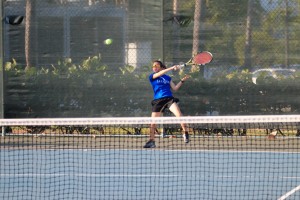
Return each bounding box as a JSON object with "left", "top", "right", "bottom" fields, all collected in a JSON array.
[{"left": 1, "top": 116, "right": 300, "bottom": 200}]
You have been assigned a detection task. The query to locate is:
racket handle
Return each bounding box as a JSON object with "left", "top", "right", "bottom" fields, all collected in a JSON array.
[{"left": 179, "top": 64, "right": 186, "bottom": 69}]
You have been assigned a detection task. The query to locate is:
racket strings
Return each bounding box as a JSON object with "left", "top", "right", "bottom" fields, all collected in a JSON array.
[{"left": 193, "top": 52, "right": 213, "bottom": 65}]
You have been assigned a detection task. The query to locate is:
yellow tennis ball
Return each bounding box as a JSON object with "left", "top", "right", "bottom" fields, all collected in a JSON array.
[{"left": 104, "top": 39, "right": 113, "bottom": 45}]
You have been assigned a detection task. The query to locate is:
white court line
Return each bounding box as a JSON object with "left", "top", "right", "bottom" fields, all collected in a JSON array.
[
  {"left": 282, "top": 177, "right": 300, "bottom": 179},
  {"left": 0, "top": 173, "right": 181, "bottom": 177},
  {"left": 218, "top": 176, "right": 300, "bottom": 180},
  {"left": 2, "top": 173, "right": 299, "bottom": 180},
  {"left": 164, "top": 149, "right": 300, "bottom": 154},
  {"left": 278, "top": 185, "right": 300, "bottom": 200},
  {"left": 38, "top": 148, "right": 300, "bottom": 154}
]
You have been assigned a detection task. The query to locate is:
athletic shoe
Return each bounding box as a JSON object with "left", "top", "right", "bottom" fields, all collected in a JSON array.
[
  {"left": 143, "top": 140, "right": 156, "bottom": 148},
  {"left": 183, "top": 133, "right": 189, "bottom": 143}
]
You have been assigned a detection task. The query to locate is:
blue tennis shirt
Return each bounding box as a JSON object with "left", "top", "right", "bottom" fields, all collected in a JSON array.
[{"left": 149, "top": 73, "right": 173, "bottom": 100}]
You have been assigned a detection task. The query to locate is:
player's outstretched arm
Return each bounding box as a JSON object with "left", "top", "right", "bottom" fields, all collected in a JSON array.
[{"left": 152, "top": 65, "right": 180, "bottom": 79}]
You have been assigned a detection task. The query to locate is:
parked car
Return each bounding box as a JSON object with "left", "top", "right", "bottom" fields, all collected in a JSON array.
[{"left": 251, "top": 68, "right": 296, "bottom": 84}]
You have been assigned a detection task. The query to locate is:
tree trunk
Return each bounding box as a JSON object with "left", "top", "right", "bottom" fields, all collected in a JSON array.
[
  {"left": 244, "top": 0, "right": 253, "bottom": 70},
  {"left": 284, "top": 0, "right": 289, "bottom": 68},
  {"left": 25, "top": 0, "right": 32, "bottom": 69},
  {"left": 192, "top": 0, "right": 202, "bottom": 72},
  {"left": 172, "top": 0, "right": 180, "bottom": 64}
]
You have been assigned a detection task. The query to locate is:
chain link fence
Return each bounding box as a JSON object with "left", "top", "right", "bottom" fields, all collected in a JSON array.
[{"left": 2, "top": 0, "right": 300, "bottom": 117}]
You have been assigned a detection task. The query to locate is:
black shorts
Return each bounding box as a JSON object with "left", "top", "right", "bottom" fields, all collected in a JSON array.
[{"left": 151, "top": 97, "right": 179, "bottom": 112}]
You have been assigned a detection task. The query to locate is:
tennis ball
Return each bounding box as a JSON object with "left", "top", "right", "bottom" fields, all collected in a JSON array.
[{"left": 104, "top": 39, "right": 113, "bottom": 45}]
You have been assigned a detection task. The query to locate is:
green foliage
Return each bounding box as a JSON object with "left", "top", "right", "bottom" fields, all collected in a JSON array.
[
  {"left": 163, "top": 0, "right": 300, "bottom": 68},
  {"left": 119, "top": 65, "right": 135, "bottom": 75},
  {"left": 206, "top": 0, "right": 249, "bottom": 23},
  {"left": 235, "top": 31, "right": 280, "bottom": 67},
  {"left": 225, "top": 69, "right": 252, "bottom": 83},
  {"left": 4, "top": 59, "right": 23, "bottom": 75},
  {"left": 4, "top": 57, "right": 300, "bottom": 117},
  {"left": 4, "top": 56, "right": 152, "bottom": 117},
  {"left": 81, "top": 55, "right": 106, "bottom": 71}
]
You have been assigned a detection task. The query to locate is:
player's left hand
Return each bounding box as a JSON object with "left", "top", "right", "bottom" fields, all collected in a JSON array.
[{"left": 181, "top": 74, "right": 191, "bottom": 82}]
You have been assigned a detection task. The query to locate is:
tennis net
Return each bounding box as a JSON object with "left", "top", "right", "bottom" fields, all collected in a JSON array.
[{"left": 1, "top": 115, "right": 300, "bottom": 200}]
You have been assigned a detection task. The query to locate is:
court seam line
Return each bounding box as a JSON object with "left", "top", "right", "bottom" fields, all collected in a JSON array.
[{"left": 278, "top": 185, "right": 300, "bottom": 200}]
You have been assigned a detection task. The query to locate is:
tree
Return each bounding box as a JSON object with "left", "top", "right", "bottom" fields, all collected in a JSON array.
[
  {"left": 25, "top": 0, "right": 36, "bottom": 69},
  {"left": 284, "top": 0, "right": 289, "bottom": 68},
  {"left": 192, "top": 0, "right": 202, "bottom": 72},
  {"left": 172, "top": 0, "right": 180, "bottom": 64},
  {"left": 192, "top": 0, "right": 202, "bottom": 56},
  {"left": 244, "top": 0, "right": 253, "bottom": 70},
  {"left": 25, "top": 0, "right": 31, "bottom": 69}
]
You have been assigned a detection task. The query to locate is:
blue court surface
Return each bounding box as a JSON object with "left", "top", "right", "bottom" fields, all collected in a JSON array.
[{"left": 1, "top": 149, "right": 300, "bottom": 200}]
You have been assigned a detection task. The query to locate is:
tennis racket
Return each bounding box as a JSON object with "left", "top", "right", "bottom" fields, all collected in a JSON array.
[{"left": 179, "top": 51, "right": 213, "bottom": 68}]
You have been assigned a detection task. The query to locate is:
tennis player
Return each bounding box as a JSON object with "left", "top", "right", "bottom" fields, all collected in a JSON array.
[{"left": 143, "top": 60, "right": 190, "bottom": 148}]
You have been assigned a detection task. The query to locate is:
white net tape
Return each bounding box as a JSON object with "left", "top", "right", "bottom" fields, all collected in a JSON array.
[{"left": 0, "top": 115, "right": 300, "bottom": 126}]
